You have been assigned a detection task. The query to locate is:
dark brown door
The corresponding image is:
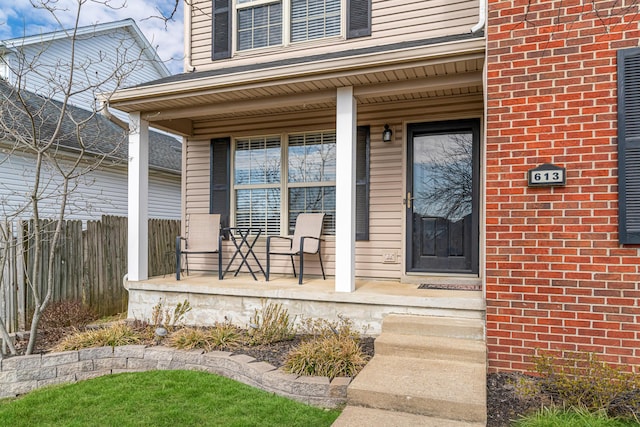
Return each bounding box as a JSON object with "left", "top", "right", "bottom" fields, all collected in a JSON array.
[{"left": 406, "top": 120, "right": 479, "bottom": 274}]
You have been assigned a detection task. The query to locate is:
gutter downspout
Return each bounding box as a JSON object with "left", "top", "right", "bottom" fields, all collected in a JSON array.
[
  {"left": 100, "top": 100, "right": 128, "bottom": 130},
  {"left": 471, "top": 0, "right": 487, "bottom": 33}
]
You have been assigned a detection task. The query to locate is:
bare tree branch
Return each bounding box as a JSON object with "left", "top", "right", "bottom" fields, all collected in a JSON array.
[{"left": 0, "top": 0, "right": 156, "bottom": 355}]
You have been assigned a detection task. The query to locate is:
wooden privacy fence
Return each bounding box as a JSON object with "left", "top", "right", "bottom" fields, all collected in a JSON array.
[{"left": 0, "top": 216, "right": 180, "bottom": 333}]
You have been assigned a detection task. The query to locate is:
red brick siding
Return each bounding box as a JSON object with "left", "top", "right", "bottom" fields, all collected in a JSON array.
[{"left": 486, "top": 0, "right": 640, "bottom": 372}]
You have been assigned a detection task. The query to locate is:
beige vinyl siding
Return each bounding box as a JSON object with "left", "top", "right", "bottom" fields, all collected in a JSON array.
[
  {"left": 188, "top": 0, "right": 480, "bottom": 72},
  {"left": 184, "top": 141, "right": 212, "bottom": 213},
  {"left": 181, "top": 93, "right": 482, "bottom": 280},
  {"left": 190, "top": 1, "right": 214, "bottom": 63}
]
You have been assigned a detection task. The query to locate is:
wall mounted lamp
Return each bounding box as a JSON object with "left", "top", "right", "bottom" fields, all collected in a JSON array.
[{"left": 382, "top": 124, "right": 393, "bottom": 142}]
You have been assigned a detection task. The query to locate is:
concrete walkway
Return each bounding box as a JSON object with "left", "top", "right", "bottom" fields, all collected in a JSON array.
[{"left": 333, "top": 314, "right": 487, "bottom": 426}]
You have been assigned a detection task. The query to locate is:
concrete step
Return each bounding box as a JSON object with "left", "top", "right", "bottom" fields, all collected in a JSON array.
[
  {"left": 347, "top": 355, "right": 486, "bottom": 424},
  {"left": 381, "top": 314, "right": 484, "bottom": 340},
  {"left": 332, "top": 406, "right": 485, "bottom": 427},
  {"left": 374, "top": 333, "right": 486, "bottom": 363}
]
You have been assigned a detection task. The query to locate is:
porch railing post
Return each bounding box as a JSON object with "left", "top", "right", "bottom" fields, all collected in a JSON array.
[
  {"left": 335, "top": 86, "right": 356, "bottom": 292},
  {"left": 127, "top": 112, "right": 149, "bottom": 281}
]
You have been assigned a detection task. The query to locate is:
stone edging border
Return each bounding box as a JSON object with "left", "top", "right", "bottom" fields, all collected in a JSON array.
[{"left": 0, "top": 345, "right": 350, "bottom": 408}]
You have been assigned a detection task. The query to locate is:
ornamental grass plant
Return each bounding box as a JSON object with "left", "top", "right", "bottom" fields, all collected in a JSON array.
[
  {"left": 283, "top": 315, "right": 369, "bottom": 379},
  {"left": 52, "top": 322, "right": 140, "bottom": 351}
]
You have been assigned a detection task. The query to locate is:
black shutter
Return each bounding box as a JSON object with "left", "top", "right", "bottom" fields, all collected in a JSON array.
[
  {"left": 618, "top": 47, "right": 640, "bottom": 244},
  {"left": 347, "top": 0, "right": 371, "bottom": 39},
  {"left": 210, "top": 138, "right": 230, "bottom": 230},
  {"left": 212, "top": 0, "right": 231, "bottom": 60},
  {"left": 356, "top": 126, "right": 370, "bottom": 240}
]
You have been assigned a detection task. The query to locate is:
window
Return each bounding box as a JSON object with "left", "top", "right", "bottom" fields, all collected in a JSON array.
[
  {"left": 211, "top": 127, "right": 369, "bottom": 239},
  {"left": 618, "top": 47, "right": 640, "bottom": 244},
  {"left": 237, "top": 1, "right": 282, "bottom": 50},
  {"left": 212, "top": 0, "right": 371, "bottom": 58},
  {"left": 291, "top": 0, "right": 341, "bottom": 43},
  {"left": 233, "top": 136, "right": 282, "bottom": 234},
  {"left": 288, "top": 132, "right": 336, "bottom": 233},
  {"left": 232, "top": 132, "right": 335, "bottom": 235},
  {"left": 235, "top": 0, "right": 340, "bottom": 52}
]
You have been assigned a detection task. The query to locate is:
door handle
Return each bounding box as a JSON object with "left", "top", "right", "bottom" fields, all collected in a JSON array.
[{"left": 405, "top": 192, "right": 412, "bottom": 209}]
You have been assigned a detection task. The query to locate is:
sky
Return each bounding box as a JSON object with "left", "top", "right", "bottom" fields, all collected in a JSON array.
[{"left": 0, "top": 0, "right": 184, "bottom": 75}]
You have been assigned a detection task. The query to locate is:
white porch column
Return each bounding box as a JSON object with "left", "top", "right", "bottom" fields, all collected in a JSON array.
[
  {"left": 128, "top": 112, "right": 149, "bottom": 281},
  {"left": 335, "top": 87, "right": 357, "bottom": 292}
]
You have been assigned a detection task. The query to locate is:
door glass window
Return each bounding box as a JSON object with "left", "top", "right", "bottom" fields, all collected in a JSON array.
[{"left": 413, "top": 132, "right": 473, "bottom": 223}]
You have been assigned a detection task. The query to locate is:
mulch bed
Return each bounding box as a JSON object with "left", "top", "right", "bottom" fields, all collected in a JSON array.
[{"left": 8, "top": 328, "right": 550, "bottom": 425}]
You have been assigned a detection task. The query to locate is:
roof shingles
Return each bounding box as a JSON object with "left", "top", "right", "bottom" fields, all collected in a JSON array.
[{"left": 0, "top": 80, "right": 181, "bottom": 173}]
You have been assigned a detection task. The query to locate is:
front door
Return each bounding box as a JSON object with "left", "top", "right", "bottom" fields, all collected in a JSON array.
[{"left": 406, "top": 120, "right": 480, "bottom": 274}]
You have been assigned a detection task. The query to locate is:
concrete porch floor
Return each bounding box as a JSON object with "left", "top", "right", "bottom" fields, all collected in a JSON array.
[{"left": 124, "top": 272, "right": 485, "bottom": 334}]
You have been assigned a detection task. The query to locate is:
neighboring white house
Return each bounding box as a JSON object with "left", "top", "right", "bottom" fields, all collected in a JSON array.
[
  {"left": 0, "top": 80, "right": 182, "bottom": 221},
  {"left": 0, "top": 19, "right": 181, "bottom": 221},
  {"left": 0, "top": 19, "right": 169, "bottom": 121}
]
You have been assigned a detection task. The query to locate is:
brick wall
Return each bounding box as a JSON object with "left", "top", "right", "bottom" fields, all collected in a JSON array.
[{"left": 486, "top": 0, "right": 640, "bottom": 372}]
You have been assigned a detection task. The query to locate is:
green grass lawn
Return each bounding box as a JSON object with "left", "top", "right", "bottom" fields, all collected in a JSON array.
[
  {"left": 514, "top": 407, "right": 640, "bottom": 427},
  {"left": 0, "top": 370, "right": 341, "bottom": 427}
]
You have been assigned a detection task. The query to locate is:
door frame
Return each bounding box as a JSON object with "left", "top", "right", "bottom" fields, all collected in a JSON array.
[{"left": 405, "top": 119, "right": 481, "bottom": 275}]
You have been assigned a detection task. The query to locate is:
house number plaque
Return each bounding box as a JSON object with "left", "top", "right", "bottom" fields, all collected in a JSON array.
[{"left": 527, "top": 163, "right": 566, "bottom": 187}]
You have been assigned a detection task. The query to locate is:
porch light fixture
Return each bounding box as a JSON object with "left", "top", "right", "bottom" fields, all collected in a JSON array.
[{"left": 382, "top": 124, "right": 393, "bottom": 142}]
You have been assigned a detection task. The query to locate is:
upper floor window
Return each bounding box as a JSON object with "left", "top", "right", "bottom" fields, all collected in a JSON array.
[
  {"left": 291, "top": 0, "right": 341, "bottom": 43},
  {"left": 212, "top": 0, "right": 371, "bottom": 59},
  {"left": 237, "top": 1, "right": 282, "bottom": 50},
  {"left": 236, "top": 0, "right": 341, "bottom": 52}
]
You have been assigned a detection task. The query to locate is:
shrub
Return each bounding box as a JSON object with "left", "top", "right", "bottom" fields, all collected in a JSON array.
[
  {"left": 53, "top": 322, "right": 140, "bottom": 351},
  {"left": 524, "top": 350, "right": 640, "bottom": 419},
  {"left": 37, "top": 300, "right": 98, "bottom": 329},
  {"left": 283, "top": 316, "right": 369, "bottom": 379},
  {"left": 247, "top": 301, "right": 296, "bottom": 346}
]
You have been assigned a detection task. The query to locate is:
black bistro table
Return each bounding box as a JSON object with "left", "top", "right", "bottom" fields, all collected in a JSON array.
[{"left": 222, "top": 227, "right": 265, "bottom": 280}]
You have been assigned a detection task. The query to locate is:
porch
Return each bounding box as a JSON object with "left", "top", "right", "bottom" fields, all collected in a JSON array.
[{"left": 124, "top": 273, "right": 485, "bottom": 334}]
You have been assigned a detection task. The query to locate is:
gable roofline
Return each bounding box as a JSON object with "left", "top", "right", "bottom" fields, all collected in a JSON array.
[{"left": 2, "top": 18, "right": 170, "bottom": 78}]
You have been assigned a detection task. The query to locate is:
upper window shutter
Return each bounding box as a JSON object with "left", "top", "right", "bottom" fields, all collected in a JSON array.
[
  {"left": 211, "top": 138, "right": 231, "bottom": 230},
  {"left": 347, "top": 0, "right": 371, "bottom": 39},
  {"left": 356, "top": 126, "right": 370, "bottom": 241},
  {"left": 618, "top": 47, "right": 640, "bottom": 244},
  {"left": 212, "top": 0, "right": 231, "bottom": 60}
]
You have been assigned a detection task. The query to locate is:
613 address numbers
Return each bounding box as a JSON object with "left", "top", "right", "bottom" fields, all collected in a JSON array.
[{"left": 527, "top": 164, "right": 566, "bottom": 187}]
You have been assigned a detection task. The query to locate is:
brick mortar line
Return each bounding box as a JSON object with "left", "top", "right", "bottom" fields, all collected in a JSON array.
[{"left": 0, "top": 345, "right": 350, "bottom": 408}]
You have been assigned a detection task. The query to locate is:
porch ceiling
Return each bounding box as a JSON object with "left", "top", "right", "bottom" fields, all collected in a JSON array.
[{"left": 109, "top": 39, "right": 484, "bottom": 135}]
